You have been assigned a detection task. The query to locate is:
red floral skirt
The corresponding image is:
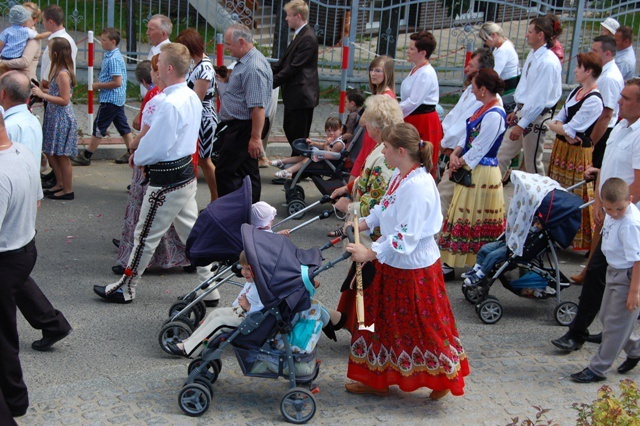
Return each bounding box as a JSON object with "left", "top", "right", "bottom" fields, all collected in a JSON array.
[
  {"left": 347, "top": 260, "right": 469, "bottom": 395},
  {"left": 404, "top": 111, "right": 443, "bottom": 177}
]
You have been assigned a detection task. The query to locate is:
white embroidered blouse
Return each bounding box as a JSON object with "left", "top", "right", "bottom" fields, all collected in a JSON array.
[{"left": 364, "top": 167, "right": 442, "bottom": 269}]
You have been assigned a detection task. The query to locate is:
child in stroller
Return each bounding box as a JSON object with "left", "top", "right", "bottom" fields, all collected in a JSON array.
[
  {"left": 177, "top": 224, "right": 354, "bottom": 422},
  {"left": 272, "top": 116, "right": 345, "bottom": 180},
  {"left": 462, "top": 218, "right": 543, "bottom": 286},
  {"left": 166, "top": 250, "right": 262, "bottom": 357}
]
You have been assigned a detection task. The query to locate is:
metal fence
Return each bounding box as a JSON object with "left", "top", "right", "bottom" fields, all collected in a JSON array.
[{"left": 1, "top": 0, "right": 639, "bottom": 86}]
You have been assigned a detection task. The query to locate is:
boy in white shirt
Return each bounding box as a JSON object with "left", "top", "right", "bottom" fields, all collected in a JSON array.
[{"left": 571, "top": 177, "right": 640, "bottom": 382}]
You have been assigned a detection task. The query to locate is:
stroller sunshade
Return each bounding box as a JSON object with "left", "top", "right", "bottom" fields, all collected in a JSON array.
[
  {"left": 186, "top": 176, "right": 252, "bottom": 265},
  {"left": 535, "top": 189, "right": 583, "bottom": 248},
  {"left": 241, "top": 223, "right": 322, "bottom": 311}
]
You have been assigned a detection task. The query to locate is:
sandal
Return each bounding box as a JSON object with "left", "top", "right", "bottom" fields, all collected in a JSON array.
[
  {"left": 271, "top": 159, "right": 285, "bottom": 168},
  {"left": 274, "top": 170, "right": 292, "bottom": 179},
  {"left": 327, "top": 226, "right": 344, "bottom": 238}
]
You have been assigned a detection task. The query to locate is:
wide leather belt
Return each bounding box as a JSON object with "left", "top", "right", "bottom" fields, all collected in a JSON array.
[{"left": 148, "top": 155, "right": 195, "bottom": 187}]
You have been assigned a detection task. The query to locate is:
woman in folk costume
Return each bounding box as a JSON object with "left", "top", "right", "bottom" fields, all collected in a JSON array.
[
  {"left": 548, "top": 51, "right": 604, "bottom": 250},
  {"left": 345, "top": 123, "right": 469, "bottom": 399},
  {"left": 439, "top": 68, "right": 507, "bottom": 268}
]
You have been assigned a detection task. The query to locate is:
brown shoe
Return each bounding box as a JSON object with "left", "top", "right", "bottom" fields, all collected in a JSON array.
[
  {"left": 429, "top": 389, "right": 450, "bottom": 400},
  {"left": 344, "top": 381, "right": 389, "bottom": 395}
]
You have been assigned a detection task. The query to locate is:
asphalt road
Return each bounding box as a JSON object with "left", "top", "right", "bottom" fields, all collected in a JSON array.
[{"left": 14, "top": 161, "right": 638, "bottom": 425}]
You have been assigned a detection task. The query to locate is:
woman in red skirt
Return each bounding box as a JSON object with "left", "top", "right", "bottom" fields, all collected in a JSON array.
[
  {"left": 345, "top": 123, "right": 469, "bottom": 399},
  {"left": 400, "top": 30, "right": 443, "bottom": 176}
]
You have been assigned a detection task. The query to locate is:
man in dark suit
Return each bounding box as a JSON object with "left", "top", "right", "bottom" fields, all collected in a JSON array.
[{"left": 272, "top": 0, "right": 319, "bottom": 155}]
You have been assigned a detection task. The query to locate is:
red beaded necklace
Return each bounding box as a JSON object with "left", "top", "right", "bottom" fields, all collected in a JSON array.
[
  {"left": 386, "top": 164, "right": 419, "bottom": 196},
  {"left": 469, "top": 98, "right": 500, "bottom": 122},
  {"left": 410, "top": 60, "right": 429, "bottom": 76}
]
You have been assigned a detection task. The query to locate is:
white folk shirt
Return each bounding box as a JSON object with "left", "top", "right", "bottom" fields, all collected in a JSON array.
[
  {"left": 399, "top": 63, "right": 439, "bottom": 117},
  {"left": 459, "top": 107, "right": 506, "bottom": 169},
  {"left": 441, "top": 85, "right": 482, "bottom": 150},
  {"left": 599, "top": 119, "right": 640, "bottom": 207},
  {"left": 40, "top": 28, "right": 77, "bottom": 81},
  {"left": 134, "top": 82, "right": 202, "bottom": 166},
  {"left": 514, "top": 45, "right": 562, "bottom": 129},
  {"left": 493, "top": 40, "right": 520, "bottom": 80},
  {"left": 365, "top": 167, "right": 442, "bottom": 269},
  {"left": 601, "top": 203, "right": 640, "bottom": 270},
  {"left": 3, "top": 104, "right": 42, "bottom": 169},
  {"left": 615, "top": 46, "right": 637, "bottom": 82},
  {"left": 597, "top": 61, "right": 624, "bottom": 128},
  {"left": 553, "top": 88, "right": 604, "bottom": 139}
]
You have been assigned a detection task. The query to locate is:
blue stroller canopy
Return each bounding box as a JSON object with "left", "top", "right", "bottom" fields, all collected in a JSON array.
[
  {"left": 241, "top": 223, "right": 323, "bottom": 312},
  {"left": 535, "top": 189, "right": 583, "bottom": 249},
  {"left": 186, "top": 176, "right": 252, "bottom": 266}
]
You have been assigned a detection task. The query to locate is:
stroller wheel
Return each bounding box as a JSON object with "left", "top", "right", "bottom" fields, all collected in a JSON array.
[
  {"left": 168, "top": 301, "right": 199, "bottom": 327},
  {"left": 192, "top": 376, "right": 214, "bottom": 396},
  {"left": 178, "top": 383, "right": 211, "bottom": 417},
  {"left": 159, "top": 321, "right": 193, "bottom": 354},
  {"left": 462, "top": 285, "right": 482, "bottom": 304},
  {"left": 188, "top": 357, "right": 221, "bottom": 384},
  {"left": 280, "top": 387, "right": 316, "bottom": 424},
  {"left": 287, "top": 199, "right": 306, "bottom": 219},
  {"left": 477, "top": 299, "right": 503, "bottom": 324},
  {"left": 554, "top": 301, "right": 578, "bottom": 326}
]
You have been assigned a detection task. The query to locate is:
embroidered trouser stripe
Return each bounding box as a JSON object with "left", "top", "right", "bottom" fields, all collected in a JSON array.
[{"left": 106, "top": 179, "right": 217, "bottom": 301}]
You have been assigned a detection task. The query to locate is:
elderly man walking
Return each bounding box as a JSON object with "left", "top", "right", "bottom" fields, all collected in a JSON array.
[{"left": 215, "top": 23, "right": 272, "bottom": 203}]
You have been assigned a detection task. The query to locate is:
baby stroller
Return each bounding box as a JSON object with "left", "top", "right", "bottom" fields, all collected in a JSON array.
[
  {"left": 462, "top": 172, "right": 587, "bottom": 325},
  {"left": 158, "top": 177, "right": 338, "bottom": 354},
  {"left": 284, "top": 113, "right": 365, "bottom": 219},
  {"left": 177, "top": 223, "right": 355, "bottom": 423}
]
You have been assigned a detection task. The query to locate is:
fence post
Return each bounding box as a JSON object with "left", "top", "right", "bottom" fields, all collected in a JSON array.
[
  {"left": 87, "top": 31, "right": 94, "bottom": 138},
  {"left": 566, "top": 1, "right": 585, "bottom": 85},
  {"left": 107, "top": 0, "right": 115, "bottom": 27},
  {"left": 339, "top": 37, "right": 350, "bottom": 123},
  {"left": 464, "top": 40, "right": 474, "bottom": 69},
  {"left": 347, "top": 0, "right": 359, "bottom": 77},
  {"left": 216, "top": 33, "right": 224, "bottom": 112}
]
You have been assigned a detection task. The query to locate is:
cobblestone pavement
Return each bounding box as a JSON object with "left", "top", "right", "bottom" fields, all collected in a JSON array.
[{"left": 13, "top": 102, "right": 637, "bottom": 426}]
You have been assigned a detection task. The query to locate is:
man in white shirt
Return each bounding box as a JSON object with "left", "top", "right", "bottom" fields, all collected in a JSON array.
[
  {"left": 140, "top": 14, "right": 172, "bottom": 98},
  {"left": 40, "top": 5, "right": 77, "bottom": 89},
  {"left": 439, "top": 47, "right": 494, "bottom": 217},
  {"left": 615, "top": 26, "right": 637, "bottom": 81},
  {"left": 496, "top": 17, "right": 562, "bottom": 178},
  {"left": 93, "top": 43, "right": 218, "bottom": 305},
  {"left": 0, "top": 71, "right": 41, "bottom": 167},
  {"left": 552, "top": 78, "right": 640, "bottom": 353},
  {"left": 590, "top": 35, "right": 625, "bottom": 168}
]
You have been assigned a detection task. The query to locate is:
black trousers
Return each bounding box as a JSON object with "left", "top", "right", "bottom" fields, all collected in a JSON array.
[
  {"left": 0, "top": 387, "right": 17, "bottom": 425},
  {"left": 592, "top": 127, "right": 613, "bottom": 169},
  {"left": 215, "top": 119, "right": 261, "bottom": 203},
  {"left": 283, "top": 106, "right": 314, "bottom": 155},
  {"left": 568, "top": 239, "right": 607, "bottom": 339},
  {"left": 0, "top": 240, "right": 37, "bottom": 415}
]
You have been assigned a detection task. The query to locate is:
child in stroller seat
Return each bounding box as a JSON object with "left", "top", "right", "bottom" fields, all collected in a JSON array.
[
  {"left": 272, "top": 116, "right": 345, "bottom": 179},
  {"left": 462, "top": 218, "right": 544, "bottom": 286},
  {"left": 167, "top": 250, "right": 262, "bottom": 358}
]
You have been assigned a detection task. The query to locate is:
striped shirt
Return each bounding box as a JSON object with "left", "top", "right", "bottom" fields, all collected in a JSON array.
[
  {"left": 218, "top": 47, "right": 272, "bottom": 122},
  {"left": 0, "top": 25, "right": 37, "bottom": 59},
  {"left": 98, "top": 48, "right": 127, "bottom": 106}
]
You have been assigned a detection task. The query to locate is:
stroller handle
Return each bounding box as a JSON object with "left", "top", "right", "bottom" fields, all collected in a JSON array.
[{"left": 310, "top": 225, "right": 356, "bottom": 278}]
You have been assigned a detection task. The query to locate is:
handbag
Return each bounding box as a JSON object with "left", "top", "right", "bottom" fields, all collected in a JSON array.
[{"left": 451, "top": 167, "right": 472, "bottom": 187}]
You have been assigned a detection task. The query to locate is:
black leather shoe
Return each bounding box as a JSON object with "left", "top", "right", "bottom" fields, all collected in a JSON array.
[
  {"left": 584, "top": 332, "right": 602, "bottom": 344},
  {"left": 442, "top": 263, "right": 455, "bottom": 281},
  {"left": 166, "top": 340, "right": 187, "bottom": 357},
  {"left": 32, "top": 329, "right": 72, "bottom": 351},
  {"left": 551, "top": 333, "right": 584, "bottom": 352},
  {"left": 571, "top": 368, "right": 605, "bottom": 383},
  {"left": 183, "top": 264, "right": 196, "bottom": 273},
  {"left": 112, "top": 238, "right": 120, "bottom": 248},
  {"left": 93, "top": 285, "right": 132, "bottom": 304},
  {"left": 617, "top": 357, "right": 640, "bottom": 374},
  {"left": 112, "top": 265, "right": 125, "bottom": 275}
]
